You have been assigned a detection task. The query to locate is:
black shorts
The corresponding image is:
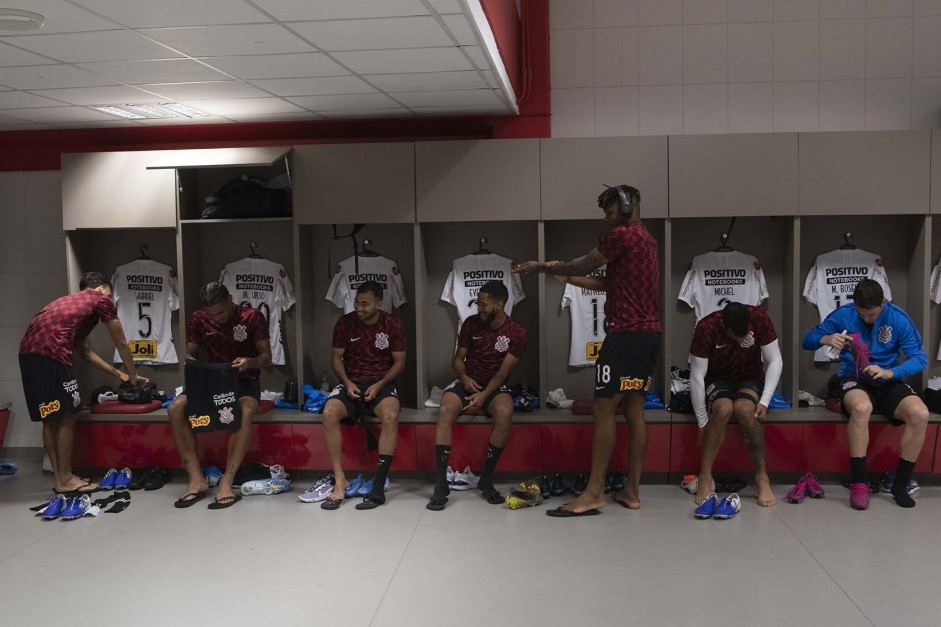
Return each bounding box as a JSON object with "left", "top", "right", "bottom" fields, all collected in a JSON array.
[
  {"left": 593, "top": 332, "right": 661, "bottom": 399},
  {"left": 828, "top": 377, "right": 918, "bottom": 426},
  {"left": 19, "top": 353, "right": 82, "bottom": 423},
  {"left": 179, "top": 379, "right": 261, "bottom": 403},
  {"left": 182, "top": 362, "right": 256, "bottom": 433},
  {"left": 326, "top": 380, "right": 399, "bottom": 422},
  {"left": 443, "top": 379, "right": 513, "bottom": 418},
  {"left": 705, "top": 378, "right": 763, "bottom": 413}
]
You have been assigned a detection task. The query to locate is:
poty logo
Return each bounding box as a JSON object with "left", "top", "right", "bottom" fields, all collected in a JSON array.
[
  {"left": 375, "top": 332, "right": 390, "bottom": 350},
  {"left": 219, "top": 406, "right": 235, "bottom": 424},
  {"left": 620, "top": 377, "right": 649, "bottom": 392},
  {"left": 495, "top": 335, "right": 510, "bottom": 352},
  {"left": 189, "top": 414, "right": 211, "bottom": 428},
  {"left": 878, "top": 325, "right": 892, "bottom": 344},
  {"left": 233, "top": 324, "right": 247, "bottom": 341},
  {"left": 39, "top": 400, "right": 61, "bottom": 419}
]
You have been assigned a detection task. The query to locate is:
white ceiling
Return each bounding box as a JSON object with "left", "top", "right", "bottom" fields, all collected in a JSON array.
[{"left": 0, "top": 0, "right": 518, "bottom": 130}]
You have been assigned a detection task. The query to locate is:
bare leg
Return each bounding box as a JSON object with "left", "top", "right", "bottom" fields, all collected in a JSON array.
[
  {"left": 564, "top": 396, "right": 621, "bottom": 513},
  {"left": 168, "top": 395, "right": 207, "bottom": 498},
  {"left": 322, "top": 398, "right": 349, "bottom": 500},
  {"left": 843, "top": 390, "right": 873, "bottom": 459},
  {"left": 435, "top": 393, "right": 462, "bottom": 446},
  {"left": 215, "top": 396, "right": 258, "bottom": 502},
  {"left": 735, "top": 394, "right": 774, "bottom": 507},
  {"left": 51, "top": 415, "right": 96, "bottom": 492},
  {"left": 616, "top": 393, "right": 647, "bottom": 509},
  {"left": 696, "top": 399, "right": 731, "bottom": 504}
]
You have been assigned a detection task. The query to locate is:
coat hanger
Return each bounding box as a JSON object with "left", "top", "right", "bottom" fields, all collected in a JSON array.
[
  {"left": 248, "top": 242, "right": 263, "bottom": 258},
  {"left": 138, "top": 245, "right": 150, "bottom": 260},
  {"left": 473, "top": 236, "right": 492, "bottom": 255},
  {"left": 713, "top": 218, "right": 736, "bottom": 252},
  {"left": 839, "top": 232, "right": 857, "bottom": 250},
  {"left": 360, "top": 238, "right": 380, "bottom": 257}
]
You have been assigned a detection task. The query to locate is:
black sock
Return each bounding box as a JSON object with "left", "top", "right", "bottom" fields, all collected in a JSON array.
[
  {"left": 93, "top": 491, "right": 127, "bottom": 508},
  {"left": 106, "top": 498, "right": 131, "bottom": 513},
  {"left": 433, "top": 445, "right": 451, "bottom": 498},
  {"left": 891, "top": 458, "right": 916, "bottom": 508},
  {"left": 478, "top": 444, "right": 503, "bottom": 491},
  {"left": 370, "top": 455, "right": 393, "bottom": 500},
  {"left": 850, "top": 456, "right": 867, "bottom": 484}
]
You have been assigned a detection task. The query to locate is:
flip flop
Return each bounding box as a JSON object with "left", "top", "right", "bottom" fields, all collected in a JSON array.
[
  {"left": 546, "top": 504, "right": 601, "bottom": 518},
  {"left": 426, "top": 496, "right": 448, "bottom": 511},
  {"left": 0, "top": 461, "right": 17, "bottom": 475},
  {"left": 174, "top": 491, "right": 207, "bottom": 509},
  {"left": 320, "top": 497, "right": 344, "bottom": 511},
  {"left": 54, "top": 481, "right": 100, "bottom": 496},
  {"left": 480, "top": 487, "right": 504, "bottom": 505},
  {"left": 207, "top": 495, "right": 241, "bottom": 510},
  {"left": 355, "top": 495, "right": 385, "bottom": 511}
]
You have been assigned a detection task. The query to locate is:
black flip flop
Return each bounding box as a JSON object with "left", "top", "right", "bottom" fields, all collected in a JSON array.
[
  {"left": 207, "top": 495, "right": 241, "bottom": 510},
  {"left": 426, "top": 496, "right": 448, "bottom": 511},
  {"left": 480, "top": 488, "right": 504, "bottom": 505},
  {"left": 546, "top": 504, "right": 601, "bottom": 518},
  {"left": 320, "top": 497, "right": 344, "bottom": 511},
  {"left": 355, "top": 495, "right": 385, "bottom": 510},
  {"left": 54, "top": 481, "right": 100, "bottom": 496},
  {"left": 174, "top": 491, "right": 207, "bottom": 509}
]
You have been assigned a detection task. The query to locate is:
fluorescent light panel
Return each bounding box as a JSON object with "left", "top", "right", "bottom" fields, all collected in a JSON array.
[{"left": 90, "top": 102, "right": 210, "bottom": 120}]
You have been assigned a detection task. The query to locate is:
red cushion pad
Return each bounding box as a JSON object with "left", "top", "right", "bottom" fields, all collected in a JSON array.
[
  {"left": 256, "top": 400, "right": 275, "bottom": 415},
  {"left": 91, "top": 400, "right": 162, "bottom": 414},
  {"left": 571, "top": 399, "right": 624, "bottom": 415}
]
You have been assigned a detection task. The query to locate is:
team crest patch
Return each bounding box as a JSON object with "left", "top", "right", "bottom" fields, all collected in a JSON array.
[
  {"left": 233, "top": 324, "right": 247, "bottom": 341},
  {"left": 878, "top": 325, "right": 892, "bottom": 344},
  {"left": 72, "top": 391, "right": 81, "bottom": 408},
  {"left": 219, "top": 406, "right": 235, "bottom": 425},
  {"left": 740, "top": 331, "right": 755, "bottom": 348},
  {"left": 375, "top": 332, "right": 390, "bottom": 350},
  {"left": 842, "top": 380, "right": 858, "bottom": 391},
  {"left": 495, "top": 335, "right": 510, "bottom": 353}
]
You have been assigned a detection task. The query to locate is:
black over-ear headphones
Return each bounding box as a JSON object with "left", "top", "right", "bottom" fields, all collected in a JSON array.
[{"left": 598, "top": 184, "right": 638, "bottom": 218}]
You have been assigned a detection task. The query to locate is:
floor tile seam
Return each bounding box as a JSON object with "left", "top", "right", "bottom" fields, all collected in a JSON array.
[
  {"left": 367, "top": 515, "right": 424, "bottom": 627},
  {"left": 772, "top": 507, "right": 876, "bottom": 627}
]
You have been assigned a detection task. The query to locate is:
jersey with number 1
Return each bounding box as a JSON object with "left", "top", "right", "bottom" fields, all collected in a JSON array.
[
  {"left": 111, "top": 259, "right": 179, "bottom": 365},
  {"left": 802, "top": 248, "right": 891, "bottom": 362},
  {"left": 561, "top": 266, "right": 607, "bottom": 367},
  {"left": 326, "top": 255, "right": 407, "bottom": 314},
  {"left": 220, "top": 258, "right": 295, "bottom": 366},
  {"left": 678, "top": 251, "right": 768, "bottom": 322},
  {"left": 440, "top": 253, "right": 526, "bottom": 324}
]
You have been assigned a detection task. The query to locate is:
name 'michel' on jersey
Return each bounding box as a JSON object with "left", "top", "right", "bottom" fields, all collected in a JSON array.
[{"left": 678, "top": 251, "right": 769, "bottom": 323}]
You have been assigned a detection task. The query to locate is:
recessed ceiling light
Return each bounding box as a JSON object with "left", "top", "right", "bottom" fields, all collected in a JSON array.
[
  {"left": 159, "top": 102, "right": 209, "bottom": 118},
  {"left": 91, "top": 105, "right": 146, "bottom": 120},
  {"left": 0, "top": 9, "right": 44, "bottom": 32}
]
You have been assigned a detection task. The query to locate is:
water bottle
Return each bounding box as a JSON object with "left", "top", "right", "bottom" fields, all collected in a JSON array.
[{"left": 320, "top": 371, "right": 330, "bottom": 394}]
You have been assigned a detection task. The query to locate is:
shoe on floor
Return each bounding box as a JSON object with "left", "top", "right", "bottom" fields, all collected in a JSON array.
[
  {"left": 550, "top": 473, "right": 565, "bottom": 497},
  {"left": 538, "top": 474, "right": 551, "bottom": 499},
  {"left": 713, "top": 493, "right": 742, "bottom": 519},
  {"left": 40, "top": 495, "right": 67, "bottom": 520},
  {"left": 786, "top": 476, "right": 808, "bottom": 504},
  {"left": 344, "top": 474, "right": 364, "bottom": 498},
  {"left": 299, "top": 474, "right": 335, "bottom": 503},
  {"left": 203, "top": 466, "right": 224, "bottom": 488},
  {"left": 42, "top": 454, "right": 53, "bottom": 474},
  {"left": 60, "top": 495, "right": 92, "bottom": 520},
  {"left": 694, "top": 493, "right": 719, "bottom": 519},
  {"left": 505, "top": 480, "right": 544, "bottom": 509},
  {"left": 451, "top": 466, "right": 478, "bottom": 491},
  {"left": 880, "top": 469, "right": 919, "bottom": 496},
  {"left": 268, "top": 464, "right": 289, "bottom": 480},
  {"left": 0, "top": 460, "right": 17, "bottom": 475},
  {"left": 99, "top": 468, "right": 119, "bottom": 490},
  {"left": 681, "top": 474, "right": 699, "bottom": 494},
  {"left": 571, "top": 473, "right": 587, "bottom": 495},
  {"left": 357, "top": 476, "right": 390, "bottom": 496},
  {"left": 804, "top": 472, "right": 825, "bottom": 498},
  {"left": 849, "top": 482, "right": 871, "bottom": 510},
  {"left": 610, "top": 469, "right": 626, "bottom": 492},
  {"left": 143, "top": 466, "right": 169, "bottom": 491},
  {"left": 113, "top": 467, "right": 132, "bottom": 490},
  {"left": 240, "top": 478, "right": 291, "bottom": 496},
  {"left": 446, "top": 466, "right": 456, "bottom": 487}
]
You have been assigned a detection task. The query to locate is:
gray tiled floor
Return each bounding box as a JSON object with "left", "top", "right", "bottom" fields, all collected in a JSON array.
[{"left": 1, "top": 453, "right": 938, "bottom": 627}]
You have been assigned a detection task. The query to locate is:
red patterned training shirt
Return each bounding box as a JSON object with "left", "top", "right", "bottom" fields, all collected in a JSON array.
[
  {"left": 187, "top": 304, "right": 268, "bottom": 380},
  {"left": 19, "top": 290, "right": 118, "bottom": 366},
  {"left": 598, "top": 222, "right": 661, "bottom": 333},
  {"left": 332, "top": 311, "right": 407, "bottom": 381},
  {"left": 459, "top": 314, "right": 527, "bottom": 384},
  {"left": 690, "top": 305, "right": 778, "bottom": 381}
]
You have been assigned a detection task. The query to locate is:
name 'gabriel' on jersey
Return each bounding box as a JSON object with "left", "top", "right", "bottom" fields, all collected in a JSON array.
[{"left": 111, "top": 259, "right": 180, "bottom": 365}]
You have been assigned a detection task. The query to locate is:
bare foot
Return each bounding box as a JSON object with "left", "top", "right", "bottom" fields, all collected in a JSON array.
[
  {"left": 562, "top": 490, "right": 606, "bottom": 514},
  {"left": 328, "top": 481, "right": 348, "bottom": 503},
  {"left": 55, "top": 477, "right": 99, "bottom": 493},
  {"left": 695, "top": 475, "right": 715, "bottom": 504},
  {"left": 613, "top": 487, "right": 641, "bottom": 509},
  {"left": 180, "top": 478, "right": 209, "bottom": 501},
  {"left": 755, "top": 473, "right": 775, "bottom": 507}
]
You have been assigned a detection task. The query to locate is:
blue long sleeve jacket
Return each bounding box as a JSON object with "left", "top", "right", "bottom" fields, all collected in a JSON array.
[{"left": 802, "top": 302, "right": 927, "bottom": 381}]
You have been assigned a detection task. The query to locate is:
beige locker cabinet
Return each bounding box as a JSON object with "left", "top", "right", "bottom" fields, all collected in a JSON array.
[
  {"left": 416, "top": 139, "right": 540, "bottom": 222},
  {"left": 669, "top": 134, "right": 799, "bottom": 218},
  {"left": 799, "top": 131, "right": 930, "bottom": 216},
  {"left": 62, "top": 151, "right": 178, "bottom": 230},
  {"left": 293, "top": 143, "right": 416, "bottom": 224},
  {"left": 540, "top": 137, "right": 669, "bottom": 220},
  {"left": 932, "top": 132, "right": 941, "bottom": 214}
]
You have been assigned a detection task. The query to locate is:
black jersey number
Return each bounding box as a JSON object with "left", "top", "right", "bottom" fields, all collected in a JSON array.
[
  {"left": 138, "top": 302, "right": 152, "bottom": 338},
  {"left": 241, "top": 301, "right": 271, "bottom": 324}
]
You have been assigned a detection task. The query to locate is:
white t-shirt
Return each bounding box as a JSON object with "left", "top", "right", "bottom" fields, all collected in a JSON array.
[
  {"left": 111, "top": 259, "right": 180, "bottom": 365},
  {"left": 929, "top": 260, "right": 941, "bottom": 359},
  {"left": 220, "top": 257, "right": 296, "bottom": 366},
  {"left": 325, "top": 255, "right": 407, "bottom": 314},
  {"left": 440, "top": 253, "right": 526, "bottom": 324},
  {"left": 678, "top": 251, "right": 769, "bottom": 322},
  {"left": 803, "top": 248, "right": 891, "bottom": 362},
  {"left": 561, "top": 265, "right": 607, "bottom": 367}
]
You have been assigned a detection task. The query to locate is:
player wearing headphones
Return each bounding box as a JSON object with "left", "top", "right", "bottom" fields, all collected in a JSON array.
[
  {"left": 516, "top": 185, "right": 661, "bottom": 516},
  {"left": 689, "top": 302, "right": 783, "bottom": 509}
]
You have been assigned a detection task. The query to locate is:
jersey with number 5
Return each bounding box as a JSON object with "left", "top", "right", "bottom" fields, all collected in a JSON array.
[{"left": 111, "top": 259, "right": 180, "bottom": 365}]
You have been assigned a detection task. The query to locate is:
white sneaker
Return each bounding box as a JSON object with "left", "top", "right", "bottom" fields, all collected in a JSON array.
[
  {"left": 446, "top": 465, "right": 456, "bottom": 487},
  {"left": 240, "top": 478, "right": 291, "bottom": 496},
  {"left": 299, "top": 474, "right": 335, "bottom": 503},
  {"left": 268, "top": 464, "right": 290, "bottom": 480},
  {"left": 42, "top": 454, "right": 53, "bottom": 474},
  {"left": 680, "top": 474, "right": 699, "bottom": 494},
  {"left": 546, "top": 388, "right": 574, "bottom": 408},
  {"left": 451, "top": 466, "right": 479, "bottom": 491}
]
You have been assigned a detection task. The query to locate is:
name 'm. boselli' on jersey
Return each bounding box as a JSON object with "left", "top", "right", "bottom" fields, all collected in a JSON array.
[{"left": 111, "top": 259, "right": 180, "bottom": 365}]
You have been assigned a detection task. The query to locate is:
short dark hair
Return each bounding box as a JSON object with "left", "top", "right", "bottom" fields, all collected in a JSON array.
[
  {"left": 199, "top": 281, "right": 230, "bottom": 306},
  {"left": 722, "top": 301, "right": 751, "bottom": 337},
  {"left": 356, "top": 280, "right": 383, "bottom": 301},
  {"left": 853, "top": 279, "right": 884, "bottom": 309},
  {"left": 479, "top": 280, "right": 509, "bottom": 304},
  {"left": 79, "top": 271, "right": 109, "bottom": 291}
]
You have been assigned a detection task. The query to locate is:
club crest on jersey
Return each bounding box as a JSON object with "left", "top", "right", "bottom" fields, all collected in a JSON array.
[
  {"left": 72, "top": 391, "right": 81, "bottom": 408},
  {"left": 375, "top": 332, "right": 390, "bottom": 350},
  {"left": 495, "top": 335, "right": 510, "bottom": 353},
  {"left": 740, "top": 331, "right": 755, "bottom": 348},
  {"left": 878, "top": 325, "right": 892, "bottom": 344},
  {"left": 219, "top": 406, "right": 235, "bottom": 425},
  {"left": 233, "top": 324, "right": 247, "bottom": 342}
]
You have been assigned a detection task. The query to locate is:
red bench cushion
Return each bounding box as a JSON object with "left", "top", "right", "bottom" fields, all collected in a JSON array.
[
  {"left": 571, "top": 399, "right": 624, "bottom": 415},
  {"left": 91, "top": 400, "right": 162, "bottom": 414}
]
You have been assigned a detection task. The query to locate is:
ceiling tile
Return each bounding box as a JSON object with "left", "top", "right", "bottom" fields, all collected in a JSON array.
[
  {"left": 290, "top": 17, "right": 452, "bottom": 51},
  {"left": 71, "top": 0, "right": 271, "bottom": 27},
  {"left": 9, "top": 31, "right": 183, "bottom": 63},
  {"left": 29, "top": 85, "right": 164, "bottom": 105},
  {"left": 0, "top": 106, "right": 118, "bottom": 123},
  {"left": 441, "top": 14, "right": 478, "bottom": 45},
  {"left": 317, "top": 108, "right": 414, "bottom": 118},
  {"left": 0, "top": 121, "right": 49, "bottom": 130},
  {"left": 0, "top": 0, "right": 118, "bottom": 34},
  {"left": 0, "top": 65, "right": 118, "bottom": 90},
  {"left": 179, "top": 97, "right": 305, "bottom": 115},
  {"left": 0, "top": 91, "right": 69, "bottom": 109},
  {"left": 134, "top": 116, "right": 230, "bottom": 125},
  {"left": 463, "top": 46, "right": 490, "bottom": 69},
  {"left": 429, "top": 0, "right": 465, "bottom": 14},
  {"left": 250, "top": 0, "right": 429, "bottom": 21},
  {"left": 198, "top": 53, "right": 349, "bottom": 79},
  {"left": 0, "top": 43, "right": 56, "bottom": 67},
  {"left": 141, "top": 25, "right": 314, "bottom": 57},
  {"left": 140, "top": 81, "right": 269, "bottom": 100},
  {"left": 249, "top": 76, "right": 375, "bottom": 96},
  {"left": 411, "top": 104, "right": 509, "bottom": 116},
  {"left": 363, "top": 70, "right": 486, "bottom": 91},
  {"left": 333, "top": 47, "right": 472, "bottom": 73},
  {"left": 77, "top": 59, "right": 232, "bottom": 84},
  {"left": 393, "top": 88, "right": 501, "bottom": 107},
  {"left": 287, "top": 93, "right": 400, "bottom": 110}
]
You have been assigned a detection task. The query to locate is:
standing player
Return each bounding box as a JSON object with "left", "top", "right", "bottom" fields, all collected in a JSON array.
[
  {"left": 168, "top": 282, "right": 271, "bottom": 510},
  {"left": 427, "top": 281, "right": 527, "bottom": 511},
  {"left": 321, "top": 281, "right": 406, "bottom": 510},
  {"left": 516, "top": 184, "right": 660, "bottom": 516},
  {"left": 19, "top": 272, "right": 146, "bottom": 494},
  {"left": 689, "top": 302, "right": 783, "bottom": 508},
  {"left": 803, "top": 279, "right": 928, "bottom": 510}
]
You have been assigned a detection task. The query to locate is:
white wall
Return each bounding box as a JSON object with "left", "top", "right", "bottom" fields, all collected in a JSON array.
[
  {"left": 550, "top": 0, "right": 941, "bottom": 136},
  {"left": 0, "top": 171, "right": 66, "bottom": 448}
]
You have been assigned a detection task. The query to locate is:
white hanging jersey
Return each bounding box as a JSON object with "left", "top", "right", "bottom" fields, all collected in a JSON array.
[
  {"left": 678, "top": 251, "right": 769, "bottom": 322},
  {"left": 325, "top": 255, "right": 407, "bottom": 314},
  {"left": 561, "top": 265, "right": 607, "bottom": 367},
  {"left": 110, "top": 259, "right": 180, "bottom": 365},
  {"left": 929, "top": 260, "right": 941, "bottom": 359},
  {"left": 220, "top": 257, "right": 295, "bottom": 366},
  {"left": 803, "top": 248, "right": 891, "bottom": 362},
  {"left": 440, "top": 253, "right": 526, "bottom": 324}
]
